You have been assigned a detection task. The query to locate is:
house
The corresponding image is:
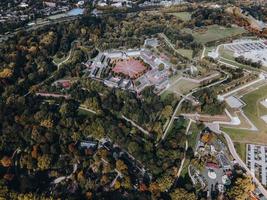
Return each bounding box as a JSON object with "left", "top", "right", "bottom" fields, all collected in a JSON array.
[
  {"left": 43, "top": 1, "right": 57, "bottom": 7},
  {"left": 80, "top": 141, "right": 98, "bottom": 149},
  {"left": 206, "top": 162, "right": 219, "bottom": 169}
]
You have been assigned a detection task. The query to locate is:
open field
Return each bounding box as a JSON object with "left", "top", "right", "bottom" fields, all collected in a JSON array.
[
  {"left": 183, "top": 25, "right": 247, "bottom": 44},
  {"left": 234, "top": 142, "right": 246, "bottom": 162},
  {"left": 167, "top": 78, "right": 199, "bottom": 95},
  {"left": 176, "top": 48, "right": 193, "bottom": 59},
  {"left": 222, "top": 109, "right": 252, "bottom": 130},
  {"left": 187, "top": 122, "right": 202, "bottom": 149},
  {"left": 168, "top": 12, "right": 192, "bottom": 21},
  {"left": 222, "top": 127, "right": 267, "bottom": 145},
  {"left": 222, "top": 84, "right": 267, "bottom": 144},
  {"left": 242, "top": 84, "right": 267, "bottom": 131}
]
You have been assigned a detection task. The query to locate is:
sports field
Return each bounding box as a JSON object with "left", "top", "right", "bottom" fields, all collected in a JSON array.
[
  {"left": 169, "top": 12, "right": 192, "bottom": 21},
  {"left": 183, "top": 25, "right": 247, "bottom": 44}
]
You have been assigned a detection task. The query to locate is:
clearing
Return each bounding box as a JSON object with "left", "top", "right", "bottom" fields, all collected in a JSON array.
[
  {"left": 183, "top": 25, "right": 247, "bottom": 44},
  {"left": 222, "top": 84, "right": 267, "bottom": 144},
  {"left": 168, "top": 12, "right": 192, "bottom": 21}
]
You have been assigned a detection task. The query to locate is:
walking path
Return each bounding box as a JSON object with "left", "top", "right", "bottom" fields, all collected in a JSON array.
[
  {"left": 53, "top": 46, "right": 74, "bottom": 70},
  {"left": 79, "top": 105, "right": 97, "bottom": 114},
  {"left": 122, "top": 115, "right": 151, "bottom": 136},
  {"left": 176, "top": 119, "right": 192, "bottom": 178},
  {"left": 201, "top": 45, "right": 206, "bottom": 60}
]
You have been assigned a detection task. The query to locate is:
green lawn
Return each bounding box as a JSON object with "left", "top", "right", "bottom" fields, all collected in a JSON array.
[
  {"left": 168, "top": 78, "right": 199, "bottom": 95},
  {"left": 234, "top": 142, "right": 246, "bottom": 162},
  {"left": 187, "top": 122, "right": 202, "bottom": 149},
  {"left": 169, "top": 12, "right": 192, "bottom": 21},
  {"left": 242, "top": 84, "right": 267, "bottom": 132},
  {"left": 176, "top": 48, "right": 193, "bottom": 59},
  {"left": 222, "top": 84, "right": 267, "bottom": 144},
  {"left": 183, "top": 25, "right": 247, "bottom": 44}
]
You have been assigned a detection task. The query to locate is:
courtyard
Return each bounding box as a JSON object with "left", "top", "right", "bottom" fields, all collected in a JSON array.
[{"left": 112, "top": 58, "right": 147, "bottom": 79}]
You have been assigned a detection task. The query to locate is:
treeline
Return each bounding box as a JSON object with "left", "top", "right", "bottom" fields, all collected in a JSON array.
[
  {"left": 235, "top": 56, "right": 262, "bottom": 68},
  {"left": 190, "top": 8, "right": 234, "bottom": 28}
]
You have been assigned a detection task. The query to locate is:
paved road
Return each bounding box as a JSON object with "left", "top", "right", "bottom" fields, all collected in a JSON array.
[{"left": 221, "top": 130, "right": 267, "bottom": 198}]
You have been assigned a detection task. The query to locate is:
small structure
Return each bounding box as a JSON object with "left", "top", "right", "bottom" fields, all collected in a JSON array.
[
  {"left": 260, "top": 99, "right": 267, "bottom": 108},
  {"left": 144, "top": 38, "right": 159, "bottom": 48},
  {"left": 225, "top": 96, "right": 245, "bottom": 109},
  {"left": 206, "top": 162, "right": 220, "bottom": 169},
  {"left": 261, "top": 115, "right": 267, "bottom": 124},
  {"left": 222, "top": 175, "right": 231, "bottom": 185},
  {"left": 208, "top": 169, "right": 217, "bottom": 179},
  {"left": 80, "top": 141, "right": 98, "bottom": 149}
]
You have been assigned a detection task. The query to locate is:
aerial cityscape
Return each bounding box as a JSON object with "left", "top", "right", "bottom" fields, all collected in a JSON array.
[{"left": 0, "top": 0, "right": 267, "bottom": 199}]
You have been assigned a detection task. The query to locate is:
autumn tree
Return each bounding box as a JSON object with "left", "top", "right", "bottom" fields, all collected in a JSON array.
[
  {"left": 227, "top": 175, "right": 255, "bottom": 200},
  {"left": 170, "top": 188, "right": 196, "bottom": 200}
]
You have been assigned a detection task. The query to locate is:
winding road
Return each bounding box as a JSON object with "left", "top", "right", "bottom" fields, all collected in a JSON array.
[{"left": 221, "top": 130, "right": 267, "bottom": 198}]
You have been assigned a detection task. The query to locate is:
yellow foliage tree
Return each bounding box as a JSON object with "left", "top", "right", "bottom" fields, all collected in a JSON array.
[
  {"left": 37, "top": 154, "right": 51, "bottom": 170},
  {"left": 40, "top": 119, "right": 54, "bottom": 128},
  {"left": 114, "top": 180, "right": 121, "bottom": 190},
  {"left": 228, "top": 175, "right": 255, "bottom": 200},
  {"left": 116, "top": 160, "right": 128, "bottom": 173},
  {"left": 1, "top": 156, "right": 12, "bottom": 167},
  {"left": 0, "top": 68, "right": 13, "bottom": 78}
]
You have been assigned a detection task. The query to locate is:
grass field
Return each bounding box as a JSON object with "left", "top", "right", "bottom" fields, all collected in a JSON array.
[
  {"left": 167, "top": 78, "right": 199, "bottom": 95},
  {"left": 234, "top": 142, "right": 246, "bottom": 162},
  {"left": 242, "top": 84, "right": 267, "bottom": 132},
  {"left": 183, "top": 25, "right": 247, "bottom": 44},
  {"left": 176, "top": 48, "right": 193, "bottom": 59},
  {"left": 169, "top": 12, "right": 192, "bottom": 21},
  {"left": 180, "top": 122, "right": 202, "bottom": 177},
  {"left": 222, "top": 84, "right": 267, "bottom": 144}
]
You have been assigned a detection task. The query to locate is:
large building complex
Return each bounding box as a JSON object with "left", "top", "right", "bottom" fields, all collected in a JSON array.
[{"left": 84, "top": 47, "right": 171, "bottom": 94}]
